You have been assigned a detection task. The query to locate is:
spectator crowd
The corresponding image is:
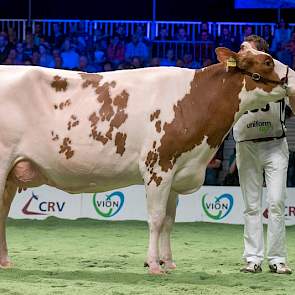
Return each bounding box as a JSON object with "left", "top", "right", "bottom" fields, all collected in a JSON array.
[
  {"left": 1, "top": 20, "right": 295, "bottom": 73},
  {"left": 1, "top": 19, "right": 295, "bottom": 186}
]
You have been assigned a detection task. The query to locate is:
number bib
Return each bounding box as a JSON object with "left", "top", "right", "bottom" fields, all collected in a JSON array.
[{"left": 233, "top": 100, "right": 286, "bottom": 142}]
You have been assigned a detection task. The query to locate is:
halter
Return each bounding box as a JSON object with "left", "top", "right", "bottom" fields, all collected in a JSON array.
[{"left": 240, "top": 66, "right": 289, "bottom": 89}]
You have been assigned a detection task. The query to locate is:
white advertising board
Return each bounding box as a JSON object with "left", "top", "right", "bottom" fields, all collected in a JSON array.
[{"left": 9, "top": 185, "right": 295, "bottom": 225}]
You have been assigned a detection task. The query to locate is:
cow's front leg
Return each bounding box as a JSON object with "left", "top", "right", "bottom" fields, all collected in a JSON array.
[
  {"left": 159, "top": 190, "right": 177, "bottom": 270},
  {"left": 145, "top": 182, "right": 171, "bottom": 275},
  {"left": 0, "top": 180, "right": 16, "bottom": 268}
]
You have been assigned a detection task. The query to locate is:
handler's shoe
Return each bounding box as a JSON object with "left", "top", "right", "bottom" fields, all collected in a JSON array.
[
  {"left": 240, "top": 262, "right": 262, "bottom": 273},
  {"left": 269, "top": 263, "right": 292, "bottom": 274}
]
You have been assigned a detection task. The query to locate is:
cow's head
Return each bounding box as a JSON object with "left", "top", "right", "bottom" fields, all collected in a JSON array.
[{"left": 216, "top": 43, "right": 295, "bottom": 116}]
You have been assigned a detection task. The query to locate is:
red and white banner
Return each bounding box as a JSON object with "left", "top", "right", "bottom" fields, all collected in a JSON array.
[{"left": 9, "top": 185, "right": 295, "bottom": 225}]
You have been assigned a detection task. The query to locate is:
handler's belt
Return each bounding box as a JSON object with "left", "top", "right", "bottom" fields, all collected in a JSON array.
[{"left": 251, "top": 135, "right": 285, "bottom": 143}]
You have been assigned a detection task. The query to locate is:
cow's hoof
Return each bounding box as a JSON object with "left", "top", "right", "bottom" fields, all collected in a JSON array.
[
  {"left": 0, "top": 259, "right": 13, "bottom": 269},
  {"left": 146, "top": 261, "right": 167, "bottom": 275},
  {"left": 148, "top": 267, "right": 167, "bottom": 275},
  {"left": 162, "top": 260, "right": 177, "bottom": 270}
]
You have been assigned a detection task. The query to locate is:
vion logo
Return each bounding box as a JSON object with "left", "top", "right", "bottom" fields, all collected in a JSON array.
[
  {"left": 22, "top": 192, "right": 66, "bottom": 215},
  {"left": 202, "top": 193, "right": 234, "bottom": 220},
  {"left": 93, "top": 191, "right": 124, "bottom": 218}
]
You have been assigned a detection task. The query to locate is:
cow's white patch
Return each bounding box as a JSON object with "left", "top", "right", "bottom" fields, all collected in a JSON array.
[
  {"left": 172, "top": 136, "right": 216, "bottom": 194},
  {"left": 273, "top": 59, "right": 290, "bottom": 80},
  {"left": 101, "top": 67, "right": 195, "bottom": 127},
  {"left": 235, "top": 77, "right": 287, "bottom": 123},
  {"left": 273, "top": 58, "right": 295, "bottom": 97},
  {"left": 241, "top": 42, "right": 268, "bottom": 56}
]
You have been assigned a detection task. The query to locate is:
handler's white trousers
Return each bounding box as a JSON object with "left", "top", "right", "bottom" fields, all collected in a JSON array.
[{"left": 236, "top": 137, "right": 289, "bottom": 265}]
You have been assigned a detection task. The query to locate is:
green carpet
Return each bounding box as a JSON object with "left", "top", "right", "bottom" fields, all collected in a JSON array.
[{"left": 0, "top": 218, "right": 295, "bottom": 295}]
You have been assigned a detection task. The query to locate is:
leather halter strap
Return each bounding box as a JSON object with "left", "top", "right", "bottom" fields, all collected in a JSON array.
[{"left": 240, "top": 66, "right": 289, "bottom": 87}]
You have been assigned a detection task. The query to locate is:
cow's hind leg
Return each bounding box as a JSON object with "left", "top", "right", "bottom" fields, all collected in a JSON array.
[
  {"left": 0, "top": 180, "right": 16, "bottom": 268},
  {"left": 145, "top": 182, "right": 171, "bottom": 275},
  {"left": 159, "top": 190, "right": 177, "bottom": 270}
]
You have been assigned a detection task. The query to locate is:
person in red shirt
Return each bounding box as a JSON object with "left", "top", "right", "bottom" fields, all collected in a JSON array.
[{"left": 107, "top": 34, "right": 125, "bottom": 66}]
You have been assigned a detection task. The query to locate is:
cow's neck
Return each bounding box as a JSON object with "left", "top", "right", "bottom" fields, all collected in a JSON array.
[
  {"left": 188, "top": 64, "right": 244, "bottom": 148},
  {"left": 157, "top": 64, "right": 244, "bottom": 172}
]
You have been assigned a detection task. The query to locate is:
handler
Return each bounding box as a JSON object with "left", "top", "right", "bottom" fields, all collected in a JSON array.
[{"left": 234, "top": 35, "right": 293, "bottom": 274}]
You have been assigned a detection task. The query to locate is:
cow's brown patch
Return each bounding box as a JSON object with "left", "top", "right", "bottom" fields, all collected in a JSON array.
[
  {"left": 95, "top": 132, "right": 109, "bottom": 144},
  {"left": 148, "top": 172, "right": 163, "bottom": 186},
  {"left": 110, "top": 111, "right": 128, "bottom": 129},
  {"left": 157, "top": 64, "right": 243, "bottom": 172},
  {"left": 155, "top": 120, "right": 161, "bottom": 133},
  {"left": 150, "top": 110, "right": 160, "bottom": 121},
  {"left": 145, "top": 150, "right": 158, "bottom": 169},
  {"left": 80, "top": 73, "right": 103, "bottom": 88},
  {"left": 89, "top": 125, "right": 109, "bottom": 144},
  {"left": 61, "top": 99, "right": 71, "bottom": 110},
  {"left": 106, "top": 90, "right": 129, "bottom": 136},
  {"left": 80, "top": 73, "right": 129, "bottom": 155},
  {"left": 115, "top": 132, "right": 127, "bottom": 156},
  {"left": 52, "top": 134, "right": 59, "bottom": 141},
  {"left": 89, "top": 112, "right": 100, "bottom": 127},
  {"left": 144, "top": 64, "right": 246, "bottom": 184},
  {"left": 59, "top": 137, "right": 74, "bottom": 159},
  {"left": 54, "top": 99, "right": 71, "bottom": 111},
  {"left": 145, "top": 142, "right": 162, "bottom": 186},
  {"left": 67, "top": 114, "right": 80, "bottom": 130},
  {"left": 97, "top": 82, "right": 115, "bottom": 121},
  {"left": 51, "top": 131, "right": 59, "bottom": 141},
  {"left": 114, "top": 90, "right": 129, "bottom": 109},
  {"left": 51, "top": 76, "right": 68, "bottom": 92}
]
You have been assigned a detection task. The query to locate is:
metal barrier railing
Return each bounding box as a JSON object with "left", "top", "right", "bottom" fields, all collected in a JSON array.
[
  {"left": 0, "top": 19, "right": 27, "bottom": 41},
  {"left": 152, "top": 40, "right": 215, "bottom": 63},
  {"left": 215, "top": 22, "right": 277, "bottom": 37},
  {"left": 1, "top": 19, "right": 295, "bottom": 42},
  {"left": 155, "top": 21, "right": 203, "bottom": 41},
  {"left": 31, "top": 19, "right": 151, "bottom": 39}
]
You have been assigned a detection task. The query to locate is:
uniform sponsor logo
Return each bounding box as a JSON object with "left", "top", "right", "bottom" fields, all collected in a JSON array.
[
  {"left": 93, "top": 191, "right": 124, "bottom": 218},
  {"left": 201, "top": 193, "right": 234, "bottom": 220},
  {"left": 246, "top": 120, "right": 272, "bottom": 133},
  {"left": 22, "top": 192, "right": 66, "bottom": 215}
]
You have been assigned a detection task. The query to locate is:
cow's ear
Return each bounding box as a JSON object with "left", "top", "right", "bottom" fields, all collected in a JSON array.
[{"left": 215, "top": 47, "right": 238, "bottom": 64}]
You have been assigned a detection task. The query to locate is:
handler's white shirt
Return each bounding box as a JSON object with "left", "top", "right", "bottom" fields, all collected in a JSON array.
[{"left": 233, "top": 100, "right": 286, "bottom": 142}]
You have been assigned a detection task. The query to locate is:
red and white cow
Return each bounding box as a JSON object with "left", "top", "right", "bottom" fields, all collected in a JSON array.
[{"left": 0, "top": 43, "right": 294, "bottom": 274}]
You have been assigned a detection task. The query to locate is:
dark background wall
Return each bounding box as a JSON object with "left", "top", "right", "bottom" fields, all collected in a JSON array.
[{"left": 0, "top": 0, "right": 293, "bottom": 22}]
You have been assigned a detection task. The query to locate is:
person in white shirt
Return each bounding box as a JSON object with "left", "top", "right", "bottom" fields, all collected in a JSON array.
[{"left": 235, "top": 35, "right": 292, "bottom": 274}]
